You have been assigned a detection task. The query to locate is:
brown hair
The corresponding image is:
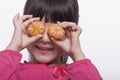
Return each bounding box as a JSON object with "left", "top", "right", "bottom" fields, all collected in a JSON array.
[{"left": 24, "top": 0, "right": 79, "bottom": 63}]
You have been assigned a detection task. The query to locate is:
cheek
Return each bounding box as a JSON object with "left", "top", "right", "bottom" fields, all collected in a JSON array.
[
  {"left": 54, "top": 45, "right": 64, "bottom": 56},
  {"left": 26, "top": 45, "right": 36, "bottom": 54}
]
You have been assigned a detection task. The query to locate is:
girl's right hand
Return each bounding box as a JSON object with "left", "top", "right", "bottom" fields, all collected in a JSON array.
[{"left": 6, "top": 13, "right": 43, "bottom": 52}]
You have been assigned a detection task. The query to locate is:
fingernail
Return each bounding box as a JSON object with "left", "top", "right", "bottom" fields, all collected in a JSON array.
[
  {"left": 37, "top": 17, "right": 40, "bottom": 19},
  {"left": 57, "top": 21, "right": 60, "bottom": 23},
  {"left": 30, "top": 15, "right": 33, "bottom": 17},
  {"left": 17, "top": 13, "right": 20, "bottom": 16}
]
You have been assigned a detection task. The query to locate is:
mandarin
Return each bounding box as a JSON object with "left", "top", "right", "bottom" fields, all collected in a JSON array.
[
  {"left": 27, "top": 21, "right": 46, "bottom": 36},
  {"left": 48, "top": 23, "right": 65, "bottom": 40}
]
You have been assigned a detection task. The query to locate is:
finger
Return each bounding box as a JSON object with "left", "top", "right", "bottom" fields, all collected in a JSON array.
[
  {"left": 50, "top": 37, "right": 59, "bottom": 45},
  {"left": 65, "top": 30, "right": 71, "bottom": 38},
  {"left": 63, "top": 22, "right": 76, "bottom": 28},
  {"left": 23, "top": 17, "right": 40, "bottom": 28},
  {"left": 72, "top": 26, "right": 78, "bottom": 31},
  {"left": 50, "top": 37, "right": 65, "bottom": 44},
  {"left": 58, "top": 21, "right": 77, "bottom": 30},
  {"left": 29, "top": 34, "right": 43, "bottom": 43},
  {"left": 20, "top": 15, "right": 33, "bottom": 21},
  {"left": 50, "top": 37, "right": 69, "bottom": 51},
  {"left": 77, "top": 26, "right": 83, "bottom": 34},
  {"left": 13, "top": 13, "right": 20, "bottom": 26},
  {"left": 57, "top": 21, "right": 61, "bottom": 24},
  {"left": 58, "top": 21, "right": 76, "bottom": 27}
]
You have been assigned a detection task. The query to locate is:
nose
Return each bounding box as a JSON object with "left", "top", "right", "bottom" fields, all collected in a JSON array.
[{"left": 40, "top": 27, "right": 51, "bottom": 42}]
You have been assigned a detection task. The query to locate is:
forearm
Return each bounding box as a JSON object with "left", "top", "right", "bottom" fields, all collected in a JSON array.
[
  {"left": 70, "top": 48, "right": 86, "bottom": 61},
  {"left": 6, "top": 29, "right": 22, "bottom": 52},
  {"left": 6, "top": 42, "right": 20, "bottom": 52},
  {"left": 69, "top": 37, "right": 86, "bottom": 61}
]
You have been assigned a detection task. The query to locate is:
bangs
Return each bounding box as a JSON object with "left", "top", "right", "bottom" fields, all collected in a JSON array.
[{"left": 24, "top": 0, "right": 79, "bottom": 23}]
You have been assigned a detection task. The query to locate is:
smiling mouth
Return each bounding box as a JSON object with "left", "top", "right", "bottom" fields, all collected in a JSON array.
[{"left": 35, "top": 45, "right": 54, "bottom": 51}]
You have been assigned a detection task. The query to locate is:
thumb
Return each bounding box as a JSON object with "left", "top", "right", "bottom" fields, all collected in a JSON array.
[
  {"left": 57, "top": 21, "right": 62, "bottom": 26},
  {"left": 50, "top": 37, "right": 59, "bottom": 44},
  {"left": 50, "top": 37, "right": 63, "bottom": 47},
  {"left": 29, "top": 34, "right": 43, "bottom": 43},
  {"left": 13, "top": 13, "right": 20, "bottom": 28}
]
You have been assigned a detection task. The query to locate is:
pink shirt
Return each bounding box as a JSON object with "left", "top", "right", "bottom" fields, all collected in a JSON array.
[{"left": 0, "top": 50, "right": 102, "bottom": 80}]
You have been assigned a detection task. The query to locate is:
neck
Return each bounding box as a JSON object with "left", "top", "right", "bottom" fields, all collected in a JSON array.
[
  {"left": 29, "top": 57, "right": 62, "bottom": 66},
  {"left": 47, "top": 59, "right": 62, "bottom": 66}
]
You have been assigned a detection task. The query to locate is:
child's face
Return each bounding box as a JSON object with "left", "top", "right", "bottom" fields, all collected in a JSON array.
[{"left": 27, "top": 18, "right": 64, "bottom": 65}]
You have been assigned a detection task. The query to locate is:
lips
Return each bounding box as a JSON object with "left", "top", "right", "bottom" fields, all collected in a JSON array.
[{"left": 35, "top": 45, "right": 54, "bottom": 51}]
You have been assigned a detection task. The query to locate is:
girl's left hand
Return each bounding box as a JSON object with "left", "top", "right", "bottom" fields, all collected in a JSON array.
[{"left": 51, "top": 21, "right": 86, "bottom": 61}]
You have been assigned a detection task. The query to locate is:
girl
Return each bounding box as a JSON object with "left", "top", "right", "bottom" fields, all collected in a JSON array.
[{"left": 0, "top": 0, "right": 102, "bottom": 80}]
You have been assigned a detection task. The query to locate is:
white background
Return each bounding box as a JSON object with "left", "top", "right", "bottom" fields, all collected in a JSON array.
[{"left": 0, "top": 0, "right": 120, "bottom": 80}]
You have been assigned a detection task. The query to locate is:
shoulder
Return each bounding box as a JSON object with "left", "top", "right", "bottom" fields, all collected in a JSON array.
[{"left": 67, "top": 59, "right": 91, "bottom": 68}]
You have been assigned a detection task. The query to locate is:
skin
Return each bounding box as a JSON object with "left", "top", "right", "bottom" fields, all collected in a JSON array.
[{"left": 6, "top": 13, "right": 86, "bottom": 66}]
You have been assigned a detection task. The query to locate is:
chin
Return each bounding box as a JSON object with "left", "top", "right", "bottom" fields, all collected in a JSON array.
[{"left": 27, "top": 45, "right": 62, "bottom": 65}]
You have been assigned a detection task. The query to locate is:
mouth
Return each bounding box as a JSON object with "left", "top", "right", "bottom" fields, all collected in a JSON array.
[{"left": 35, "top": 45, "right": 54, "bottom": 53}]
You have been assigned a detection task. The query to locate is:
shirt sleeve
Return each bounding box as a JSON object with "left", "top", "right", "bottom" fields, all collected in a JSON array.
[
  {"left": 0, "top": 50, "right": 22, "bottom": 80},
  {"left": 67, "top": 59, "right": 103, "bottom": 80}
]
